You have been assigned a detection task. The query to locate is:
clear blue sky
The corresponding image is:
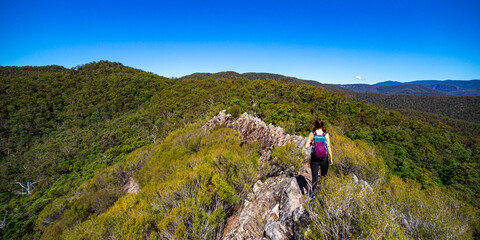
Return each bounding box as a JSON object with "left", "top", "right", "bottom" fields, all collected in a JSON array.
[{"left": 1, "top": 0, "right": 479, "bottom": 84}]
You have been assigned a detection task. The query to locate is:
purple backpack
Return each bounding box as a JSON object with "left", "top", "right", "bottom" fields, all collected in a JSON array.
[{"left": 312, "top": 131, "right": 328, "bottom": 158}]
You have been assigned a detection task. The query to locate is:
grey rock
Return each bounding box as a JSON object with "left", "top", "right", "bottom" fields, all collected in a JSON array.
[
  {"left": 352, "top": 173, "right": 359, "bottom": 183},
  {"left": 352, "top": 173, "right": 372, "bottom": 191},
  {"left": 122, "top": 177, "right": 140, "bottom": 194},
  {"left": 222, "top": 175, "right": 305, "bottom": 239},
  {"left": 264, "top": 221, "right": 289, "bottom": 240},
  {"left": 359, "top": 179, "right": 373, "bottom": 191},
  {"left": 253, "top": 180, "right": 263, "bottom": 194},
  {"left": 292, "top": 206, "right": 307, "bottom": 223},
  {"left": 265, "top": 204, "right": 280, "bottom": 223}
]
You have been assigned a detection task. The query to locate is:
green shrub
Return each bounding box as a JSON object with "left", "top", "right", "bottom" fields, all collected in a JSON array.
[
  {"left": 271, "top": 143, "right": 305, "bottom": 174},
  {"left": 330, "top": 126, "right": 387, "bottom": 184},
  {"left": 227, "top": 98, "right": 249, "bottom": 118}
]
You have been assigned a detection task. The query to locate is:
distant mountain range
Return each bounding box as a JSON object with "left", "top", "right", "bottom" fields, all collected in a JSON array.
[
  {"left": 341, "top": 80, "right": 480, "bottom": 96},
  {"left": 339, "top": 83, "right": 447, "bottom": 95},
  {"left": 182, "top": 72, "right": 480, "bottom": 96}
]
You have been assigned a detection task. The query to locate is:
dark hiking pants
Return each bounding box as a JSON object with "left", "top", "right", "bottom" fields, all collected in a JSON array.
[{"left": 310, "top": 155, "right": 329, "bottom": 198}]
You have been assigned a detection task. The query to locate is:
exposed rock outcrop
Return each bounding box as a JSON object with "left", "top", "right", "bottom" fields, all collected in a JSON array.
[
  {"left": 222, "top": 175, "right": 307, "bottom": 240},
  {"left": 352, "top": 173, "right": 373, "bottom": 192},
  {"left": 205, "top": 111, "right": 313, "bottom": 240},
  {"left": 204, "top": 111, "right": 309, "bottom": 155},
  {"left": 122, "top": 177, "right": 140, "bottom": 194}
]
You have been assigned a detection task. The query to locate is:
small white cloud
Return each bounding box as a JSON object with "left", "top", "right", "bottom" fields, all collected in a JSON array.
[{"left": 355, "top": 76, "right": 366, "bottom": 81}]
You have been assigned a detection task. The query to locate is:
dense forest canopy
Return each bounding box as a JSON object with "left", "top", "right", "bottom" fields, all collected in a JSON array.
[
  {"left": 353, "top": 93, "right": 480, "bottom": 137},
  {"left": 353, "top": 93, "right": 480, "bottom": 123},
  {"left": 0, "top": 66, "right": 67, "bottom": 77},
  {"left": 1, "top": 61, "right": 479, "bottom": 239}
]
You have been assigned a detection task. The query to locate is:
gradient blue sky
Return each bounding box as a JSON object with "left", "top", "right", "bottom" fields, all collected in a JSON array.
[{"left": 1, "top": 0, "right": 479, "bottom": 84}]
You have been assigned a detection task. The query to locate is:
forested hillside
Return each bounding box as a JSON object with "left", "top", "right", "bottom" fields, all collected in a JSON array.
[
  {"left": 353, "top": 93, "right": 480, "bottom": 126},
  {"left": 181, "top": 71, "right": 355, "bottom": 94},
  {"left": 0, "top": 66, "right": 67, "bottom": 77},
  {"left": 396, "top": 109, "right": 480, "bottom": 137},
  {"left": 1, "top": 61, "right": 479, "bottom": 239}
]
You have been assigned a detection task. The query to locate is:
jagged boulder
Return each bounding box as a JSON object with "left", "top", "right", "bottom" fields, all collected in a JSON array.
[
  {"left": 204, "top": 111, "right": 309, "bottom": 155},
  {"left": 122, "top": 177, "right": 140, "bottom": 194},
  {"left": 352, "top": 173, "right": 373, "bottom": 192},
  {"left": 222, "top": 175, "right": 306, "bottom": 240}
]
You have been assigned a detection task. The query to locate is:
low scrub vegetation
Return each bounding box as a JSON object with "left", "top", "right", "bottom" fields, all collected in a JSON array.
[
  {"left": 271, "top": 143, "right": 305, "bottom": 174},
  {"left": 40, "top": 125, "right": 265, "bottom": 239},
  {"left": 306, "top": 174, "right": 477, "bottom": 240}
]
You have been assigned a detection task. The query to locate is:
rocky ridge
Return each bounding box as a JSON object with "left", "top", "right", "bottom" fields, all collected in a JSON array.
[
  {"left": 204, "top": 111, "right": 312, "bottom": 240},
  {"left": 204, "top": 110, "right": 309, "bottom": 156}
]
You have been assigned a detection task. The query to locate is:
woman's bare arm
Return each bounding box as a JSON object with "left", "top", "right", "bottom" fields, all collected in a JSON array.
[
  {"left": 304, "top": 132, "right": 313, "bottom": 149},
  {"left": 326, "top": 133, "right": 333, "bottom": 164}
]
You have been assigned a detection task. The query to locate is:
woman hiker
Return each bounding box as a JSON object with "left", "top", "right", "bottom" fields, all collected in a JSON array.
[{"left": 304, "top": 118, "right": 333, "bottom": 198}]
